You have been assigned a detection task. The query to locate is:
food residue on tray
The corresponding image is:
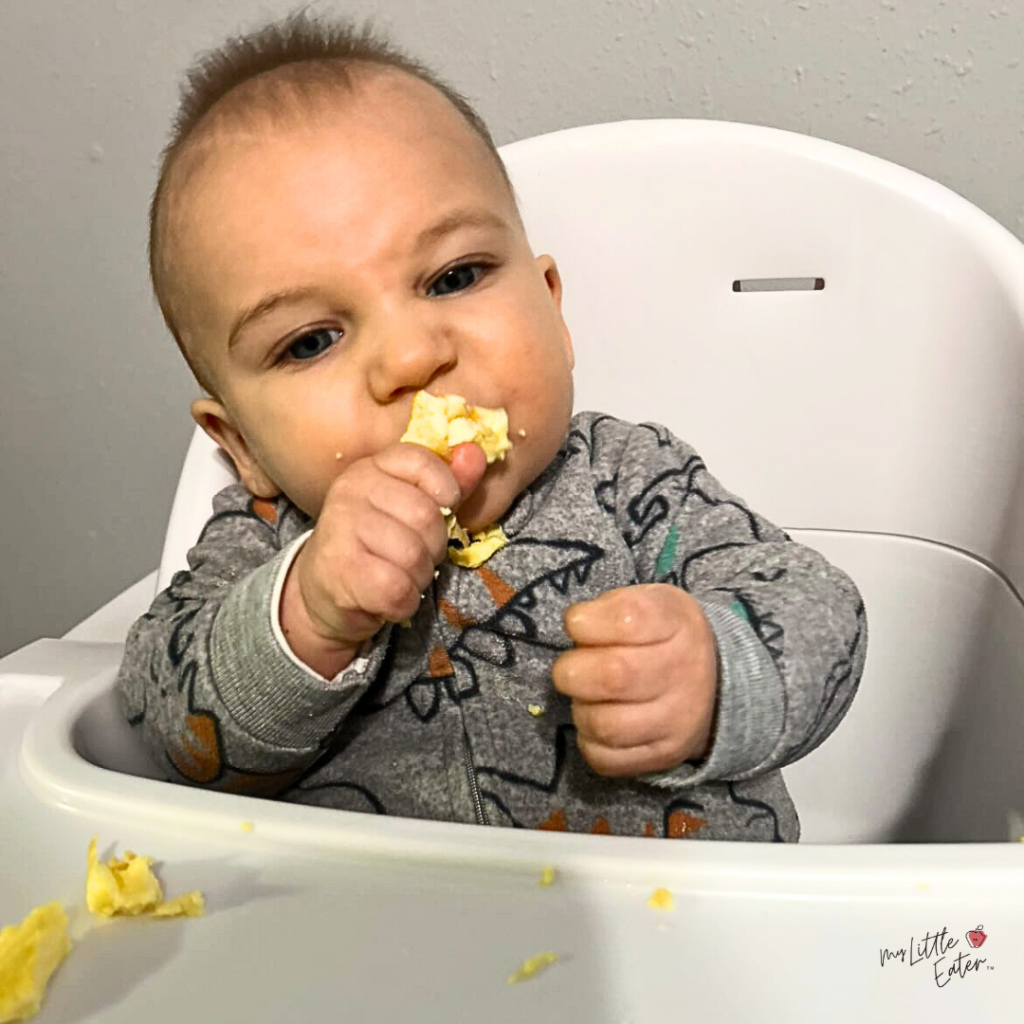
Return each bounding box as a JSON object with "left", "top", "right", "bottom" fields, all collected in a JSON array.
[
  {"left": 0, "top": 903, "right": 71, "bottom": 1024},
  {"left": 507, "top": 951, "right": 559, "bottom": 984},
  {"left": 1, "top": 838, "right": 205, "bottom": 1021},
  {"left": 646, "top": 887, "right": 674, "bottom": 912},
  {"left": 86, "top": 838, "right": 205, "bottom": 919}
]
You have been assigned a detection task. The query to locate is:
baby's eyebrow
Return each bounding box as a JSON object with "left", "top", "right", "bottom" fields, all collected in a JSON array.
[
  {"left": 228, "top": 286, "right": 320, "bottom": 349},
  {"left": 413, "top": 207, "right": 510, "bottom": 250}
]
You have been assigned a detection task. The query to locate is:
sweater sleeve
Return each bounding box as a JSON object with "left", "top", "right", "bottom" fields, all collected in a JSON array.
[
  {"left": 587, "top": 414, "right": 867, "bottom": 788},
  {"left": 116, "top": 484, "right": 391, "bottom": 797}
]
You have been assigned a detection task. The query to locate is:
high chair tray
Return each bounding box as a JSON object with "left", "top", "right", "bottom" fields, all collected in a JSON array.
[{"left": 1, "top": 639, "right": 1021, "bottom": 1023}]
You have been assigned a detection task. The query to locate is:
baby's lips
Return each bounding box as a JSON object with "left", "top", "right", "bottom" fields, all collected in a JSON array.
[{"left": 449, "top": 442, "right": 488, "bottom": 502}]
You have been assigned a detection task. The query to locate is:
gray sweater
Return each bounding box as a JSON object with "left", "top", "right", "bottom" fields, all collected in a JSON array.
[{"left": 118, "top": 412, "right": 867, "bottom": 841}]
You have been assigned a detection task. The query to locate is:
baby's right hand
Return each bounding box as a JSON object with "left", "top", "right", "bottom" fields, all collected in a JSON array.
[{"left": 279, "top": 441, "right": 486, "bottom": 677}]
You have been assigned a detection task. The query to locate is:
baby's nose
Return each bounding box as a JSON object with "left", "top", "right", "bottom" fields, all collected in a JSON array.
[{"left": 368, "top": 321, "right": 458, "bottom": 402}]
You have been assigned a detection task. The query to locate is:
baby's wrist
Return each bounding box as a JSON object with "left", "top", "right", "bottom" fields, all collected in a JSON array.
[{"left": 279, "top": 560, "right": 361, "bottom": 679}]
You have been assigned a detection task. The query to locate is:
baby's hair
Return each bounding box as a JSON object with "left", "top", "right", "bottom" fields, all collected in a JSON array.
[{"left": 149, "top": 8, "right": 514, "bottom": 393}]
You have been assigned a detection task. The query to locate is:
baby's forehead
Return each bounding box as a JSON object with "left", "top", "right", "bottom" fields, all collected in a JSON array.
[{"left": 176, "top": 72, "right": 500, "bottom": 214}]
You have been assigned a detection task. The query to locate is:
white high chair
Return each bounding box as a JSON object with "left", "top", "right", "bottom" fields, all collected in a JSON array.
[{"left": 3, "top": 120, "right": 1024, "bottom": 1022}]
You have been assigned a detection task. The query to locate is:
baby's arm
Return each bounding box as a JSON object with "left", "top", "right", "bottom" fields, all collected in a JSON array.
[
  {"left": 117, "top": 483, "right": 389, "bottom": 796},
  {"left": 583, "top": 415, "right": 867, "bottom": 787}
]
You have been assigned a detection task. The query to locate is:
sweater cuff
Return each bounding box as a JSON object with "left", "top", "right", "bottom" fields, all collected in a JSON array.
[
  {"left": 640, "top": 600, "right": 784, "bottom": 790},
  {"left": 210, "top": 532, "right": 389, "bottom": 749}
]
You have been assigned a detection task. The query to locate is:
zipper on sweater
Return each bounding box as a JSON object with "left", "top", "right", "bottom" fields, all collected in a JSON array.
[
  {"left": 462, "top": 726, "right": 488, "bottom": 826},
  {"left": 442, "top": 570, "right": 488, "bottom": 826}
]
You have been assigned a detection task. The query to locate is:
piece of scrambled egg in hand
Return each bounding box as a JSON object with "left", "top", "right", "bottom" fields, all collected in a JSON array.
[
  {"left": 86, "top": 838, "right": 204, "bottom": 918},
  {"left": 0, "top": 904, "right": 70, "bottom": 1023},
  {"left": 400, "top": 391, "right": 513, "bottom": 568}
]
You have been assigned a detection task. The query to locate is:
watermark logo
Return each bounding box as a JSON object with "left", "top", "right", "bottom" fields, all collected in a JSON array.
[{"left": 879, "top": 924, "right": 993, "bottom": 988}]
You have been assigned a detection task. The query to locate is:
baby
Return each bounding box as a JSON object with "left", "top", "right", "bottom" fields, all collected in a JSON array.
[{"left": 118, "top": 12, "right": 867, "bottom": 841}]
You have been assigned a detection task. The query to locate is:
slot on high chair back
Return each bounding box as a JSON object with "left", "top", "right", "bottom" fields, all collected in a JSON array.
[{"left": 155, "top": 120, "right": 1024, "bottom": 843}]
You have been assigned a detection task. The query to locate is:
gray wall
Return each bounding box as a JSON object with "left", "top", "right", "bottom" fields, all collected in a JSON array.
[{"left": 2, "top": 0, "right": 1022, "bottom": 657}]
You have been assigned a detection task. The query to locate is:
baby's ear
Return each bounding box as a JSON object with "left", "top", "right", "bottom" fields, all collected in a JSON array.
[
  {"left": 191, "top": 397, "right": 281, "bottom": 499},
  {"left": 536, "top": 254, "right": 574, "bottom": 370}
]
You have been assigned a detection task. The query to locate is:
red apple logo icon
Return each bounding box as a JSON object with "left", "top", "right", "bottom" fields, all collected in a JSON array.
[{"left": 966, "top": 925, "right": 987, "bottom": 948}]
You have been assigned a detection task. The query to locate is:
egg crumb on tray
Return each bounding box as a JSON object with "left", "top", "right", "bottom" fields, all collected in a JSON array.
[
  {"left": 0, "top": 903, "right": 71, "bottom": 1023},
  {"left": 86, "top": 838, "right": 204, "bottom": 919},
  {"left": 507, "top": 951, "right": 559, "bottom": 984},
  {"left": 646, "top": 887, "right": 674, "bottom": 912},
  {"left": 400, "top": 391, "right": 512, "bottom": 568}
]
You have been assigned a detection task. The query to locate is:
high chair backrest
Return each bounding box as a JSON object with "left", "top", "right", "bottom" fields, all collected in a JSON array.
[{"left": 158, "top": 118, "right": 1024, "bottom": 594}]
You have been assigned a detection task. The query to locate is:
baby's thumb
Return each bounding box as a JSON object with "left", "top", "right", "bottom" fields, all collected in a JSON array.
[{"left": 449, "top": 443, "right": 488, "bottom": 505}]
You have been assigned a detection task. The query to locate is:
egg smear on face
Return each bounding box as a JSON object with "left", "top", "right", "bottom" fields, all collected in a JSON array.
[{"left": 400, "top": 391, "right": 513, "bottom": 568}]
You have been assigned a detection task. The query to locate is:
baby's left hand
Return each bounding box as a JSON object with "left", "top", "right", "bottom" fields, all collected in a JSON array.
[{"left": 551, "top": 584, "right": 718, "bottom": 778}]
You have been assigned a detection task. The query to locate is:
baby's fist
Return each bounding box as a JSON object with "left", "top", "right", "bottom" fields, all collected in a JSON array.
[{"left": 551, "top": 584, "right": 718, "bottom": 777}]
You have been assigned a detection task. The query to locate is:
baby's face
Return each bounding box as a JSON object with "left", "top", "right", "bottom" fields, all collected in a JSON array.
[{"left": 176, "top": 70, "right": 574, "bottom": 531}]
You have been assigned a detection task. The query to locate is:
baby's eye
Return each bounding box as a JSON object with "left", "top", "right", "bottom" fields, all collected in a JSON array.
[
  {"left": 429, "top": 263, "right": 487, "bottom": 297},
  {"left": 286, "top": 327, "right": 341, "bottom": 361}
]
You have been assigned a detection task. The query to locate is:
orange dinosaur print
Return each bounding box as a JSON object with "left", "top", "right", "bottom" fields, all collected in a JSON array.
[
  {"left": 428, "top": 645, "right": 454, "bottom": 677},
  {"left": 642, "top": 821, "right": 657, "bottom": 838},
  {"left": 475, "top": 565, "right": 515, "bottom": 608},
  {"left": 537, "top": 808, "right": 568, "bottom": 831},
  {"left": 251, "top": 498, "right": 278, "bottom": 524},
  {"left": 167, "top": 712, "right": 222, "bottom": 783},
  {"left": 589, "top": 816, "right": 613, "bottom": 835},
  {"left": 437, "top": 599, "right": 477, "bottom": 631},
  {"left": 667, "top": 810, "right": 708, "bottom": 838},
  {"left": 222, "top": 767, "right": 303, "bottom": 797}
]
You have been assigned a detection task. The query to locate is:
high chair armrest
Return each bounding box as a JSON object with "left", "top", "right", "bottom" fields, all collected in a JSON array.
[
  {"left": 62, "top": 570, "right": 158, "bottom": 644},
  {"left": 0, "top": 639, "right": 125, "bottom": 705}
]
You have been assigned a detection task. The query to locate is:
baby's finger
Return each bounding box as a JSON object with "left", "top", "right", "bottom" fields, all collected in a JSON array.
[
  {"left": 571, "top": 698, "right": 668, "bottom": 751},
  {"left": 355, "top": 506, "right": 437, "bottom": 596},
  {"left": 373, "top": 442, "right": 462, "bottom": 511},
  {"left": 449, "top": 442, "right": 487, "bottom": 505},
  {"left": 366, "top": 477, "right": 450, "bottom": 562},
  {"left": 551, "top": 645, "right": 664, "bottom": 703},
  {"left": 576, "top": 736, "right": 685, "bottom": 778},
  {"left": 564, "top": 586, "right": 679, "bottom": 647},
  {"left": 345, "top": 549, "right": 424, "bottom": 623}
]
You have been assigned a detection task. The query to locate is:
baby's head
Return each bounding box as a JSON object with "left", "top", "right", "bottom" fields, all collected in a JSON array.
[{"left": 151, "top": 12, "right": 574, "bottom": 533}]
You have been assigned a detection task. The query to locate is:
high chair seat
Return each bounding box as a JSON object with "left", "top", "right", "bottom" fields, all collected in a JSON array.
[{"left": 3, "top": 119, "right": 1024, "bottom": 1022}]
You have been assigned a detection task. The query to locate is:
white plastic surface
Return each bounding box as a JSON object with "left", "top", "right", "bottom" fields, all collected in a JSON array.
[{"left": 2, "top": 635, "right": 1023, "bottom": 1022}]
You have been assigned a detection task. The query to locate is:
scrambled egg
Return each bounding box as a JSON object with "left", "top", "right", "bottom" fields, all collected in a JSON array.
[
  {"left": 507, "top": 951, "right": 559, "bottom": 984},
  {"left": 400, "top": 391, "right": 512, "bottom": 568},
  {"left": 0, "top": 903, "right": 70, "bottom": 1023},
  {"left": 0, "top": 840, "right": 204, "bottom": 1021},
  {"left": 646, "top": 887, "right": 674, "bottom": 912},
  {"left": 400, "top": 391, "right": 512, "bottom": 463},
  {"left": 85, "top": 838, "right": 204, "bottom": 919}
]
